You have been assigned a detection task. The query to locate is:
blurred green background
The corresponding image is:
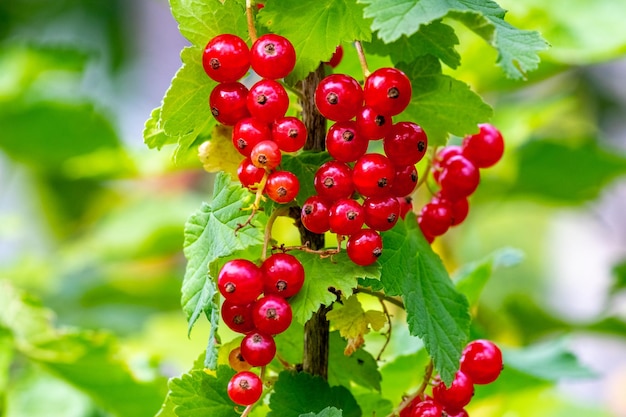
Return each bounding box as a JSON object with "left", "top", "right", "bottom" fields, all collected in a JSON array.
[{"left": 1, "top": 0, "right": 626, "bottom": 416}]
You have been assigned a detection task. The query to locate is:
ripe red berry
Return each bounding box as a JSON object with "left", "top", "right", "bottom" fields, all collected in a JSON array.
[
  {"left": 410, "top": 399, "right": 444, "bottom": 417},
  {"left": 355, "top": 106, "right": 393, "bottom": 141},
  {"left": 364, "top": 67, "right": 412, "bottom": 116},
  {"left": 315, "top": 74, "right": 363, "bottom": 122},
  {"left": 363, "top": 196, "right": 400, "bottom": 231},
  {"left": 237, "top": 157, "right": 266, "bottom": 190},
  {"left": 240, "top": 331, "right": 277, "bottom": 367},
  {"left": 209, "top": 82, "right": 250, "bottom": 126},
  {"left": 250, "top": 140, "right": 282, "bottom": 170},
  {"left": 228, "top": 347, "right": 252, "bottom": 372},
  {"left": 446, "top": 409, "right": 469, "bottom": 417},
  {"left": 272, "top": 117, "right": 307, "bottom": 152},
  {"left": 460, "top": 339, "right": 503, "bottom": 384},
  {"left": 432, "top": 371, "right": 475, "bottom": 414},
  {"left": 203, "top": 34, "right": 250, "bottom": 83},
  {"left": 390, "top": 164, "right": 418, "bottom": 197},
  {"left": 328, "top": 198, "right": 365, "bottom": 236},
  {"left": 397, "top": 196, "right": 413, "bottom": 219},
  {"left": 462, "top": 123, "right": 504, "bottom": 168},
  {"left": 221, "top": 299, "right": 255, "bottom": 334},
  {"left": 227, "top": 371, "right": 263, "bottom": 406},
  {"left": 232, "top": 117, "right": 272, "bottom": 157},
  {"left": 301, "top": 196, "right": 331, "bottom": 234},
  {"left": 432, "top": 193, "right": 469, "bottom": 226},
  {"left": 418, "top": 201, "right": 452, "bottom": 237},
  {"left": 431, "top": 145, "right": 462, "bottom": 183},
  {"left": 261, "top": 253, "right": 305, "bottom": 298},
  {"left": 265, "top": 171, "right": 299, "bottom": 203},
  {"left": 324, "top": 45, "right": 344, "bottom": 68},
  {"left": 250, "top": 34, "right": 296, "bottom": 79},
  {"left": 217, "top": 259, "right": 263, "bottom": 305},
  {"left": 352, "top": 153, "right": 395, "bottom": 197},
  {"left": 346, "top": 229, "right": 383, "bottom": 266},
  {"left": 383, "top": 122, "right": 428, "bottom": 166},
  {"left": 252, "top": 295, "right": 293, "bottom": 335},
  {"left": 326, "top": 121, "right": 369, "bottom": 163},
  {"left": 437, "top": 155, "right": 480, "bottom": 200},
  {"left": 314, "top": 160, "right": 354, "bottom": 201},
  {"left": 247, "top": 79, "right": 289, "bottom": 123}
]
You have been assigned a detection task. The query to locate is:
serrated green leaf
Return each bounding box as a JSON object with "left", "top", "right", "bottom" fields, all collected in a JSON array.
[
  {"left": 379, "top": 215, "right": 470, "bottom": 385},
  {"left": 357, "top": 277, "right": 384, "bottom": 291},
  {"left": 288, "top": 252, "right": 381, "bottom": 324},
  {"left": 168, "top": 367, "right": 238, "bottom": 417},
  {"left": 144, "top": 106, "right": 177, "bottom": 150},
  {"left": 259, "top": 0, "right": 372, "bottom": 82},
  {"left": 398, "top": 56, "right": 492, "bottom": 146},
  {"left": 327, "top": 295, "right": 385, "bottom": 355},
  {"left": 328, "top": 331, "right": 382, "bottom": 392},
  {"left": 282, "top": 152, "right": 333, "bottom": 206},
  {"left": 299, "top": 407, "right": 343, "bottom": 417},
  {"left": 268, "top": 371, "right": 361, "bottom": 417}
]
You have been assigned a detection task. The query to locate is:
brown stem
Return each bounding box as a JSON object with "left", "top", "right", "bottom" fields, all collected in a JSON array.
[
  {"left": 246, "top": 0, "right": 258, "bottom": 43},
  {"left": 354, "top": 40, "right": 371, "bottom": 78},
  {"left": 388, "top": 359, "right": 434, "bottom": 417}
]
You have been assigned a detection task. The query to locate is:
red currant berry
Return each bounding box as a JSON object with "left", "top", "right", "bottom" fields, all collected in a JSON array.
[
  {"left": 397, "top": 196, "right": 413, "bottom": 219},
  {"left": 363, "top": 196, "right": 400, "bottom": 231},
  {"left": 432, "top": 371, "right": 475, "bottom": 414},
  {"left": 250, "top": 34, "right": 296, "bottom": 79},
  {"left": 232, "top": 117, "right": 272, "bottom": 157},
  {"left": 247, "top": 79, "right": 289, "bottom": 123},
  {"left": 324, "top": 45, "right": 344, "bottom": 68},
  {"left": 237, "top": 157, "right": 266, "bottom": 191},
  {"left": 265, "top": 171, "right": 299, "bottom": 203},
  {"left": 209, "top": 82, "right": 250, "bottom": 126},
  {"left": 355, "top": 106, "right": 393, "bottom": 141},
  {"left": 203, "top": 34, "right": 250, "bottom": 83},
  {"left": 326, "top": 121, "right": 369, "bottom": 163},
  {"left": 315, "top": 74, "right": 363, "bottom": 122},
  {"left": 314, "top": 160, "right": 354, "bottom": 201},
  {"left": 240, "top": 331, "right": 277, "bottom": 366},
  {"left": 431, "top": 145, "right": 462, "bottom": 183},
  {"left": 410, "top": 399, "right": 443, "bottom": 417},
  {"left": 418, "top": 201, "right": 452, "bottom": 237},
  {"left": 227, "top": 371, "right": 263, "bottom": 406},
  {"left": 383, "top": 122, "right": 428, "bottom": 166},
  {"left": 364, "top": 67, "right": 412, "bottom": 116},
  {"left": 432, "top": 193, "right": 469, "bottom": 226},
  {"left": 252, "top": 295, "right": 293, "bottom": 335},
  {"left": 390, "top": 164, "right": 418, "bottom": 197},
  {"left": 301, "top": 196, "right": 331, "bottom": 234},
  {"left": 250, "top": 140, "right": 282, "bottom": 170},
  {"left": 346, "top": 229, "right": 383, "bottom": 266},
  {"left": 446, "top": 408, "right": 469, "bottom": 417},
  {"left": 438, "top": 155, "right": 480, "bottom": 200},
  {"left": 261, "top": 253, "right": 305, "bottom": 298},
  {"left": 228, "top": 347, "right": 252, "bottom": 372},
  {"left": 329, "top": 198, "right": 365, "bottom": 236},
  {"left": 353, "top": 153, "right": 395, "bottom": 197},
  {"left": 462, "top": 123, "right": 504, "bottom": 168},
  {"left": 221, "top": 299, "right": 255, "bottom": 334},
  {"left": 460, "top": 339, "right": 503, "bottom": 384},
  {"left": 217, "top": 259, "right": 263, "bottom": 305},
  {"left": 272, "top": 117, "right": 307, "bottom": 152}
]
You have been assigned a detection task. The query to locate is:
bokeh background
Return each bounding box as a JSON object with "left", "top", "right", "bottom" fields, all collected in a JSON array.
[{"left": 1, "top": 0, "right": 626, "bottom": 416}]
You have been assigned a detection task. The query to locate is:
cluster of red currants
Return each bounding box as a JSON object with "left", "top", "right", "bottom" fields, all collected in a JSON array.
[
  {"left": 419, "top": 124, "right": 504, "bottom": 242},
  {"left": 203, "top": 33, "right": 305, "bottom": 203},
  {"left": 401, "top": 339, "right": 503, "bottom": 417},
  {"left": 300, "top": 67, "right": 427, "bottom": 266},
  {"left": 218, "top": 253, "right": 305, "bottom": 406}
]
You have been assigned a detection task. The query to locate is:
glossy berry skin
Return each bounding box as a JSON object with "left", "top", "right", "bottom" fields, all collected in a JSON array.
[
  {"left": 250, "top": 140, "right": 282, "bottom": 170},
  {"left": 346, "top": 229, "right": 383, "bottom": 266},
  {"left": 228, "top": 347, "right": 252, "bottom": 372},
  {"left": 261, "top": 253, "right": 305, "bottom": 298},
  {"left": 218, "top": 259, "right": 263, "bottom": 305},
  {"left": 232, "top": 117, "right": 272, "bottom": 157},
  {"left": 432, "top": 193, "right": 469, "bottom": 226},
  {"left": 252, "top": 295, "right": 293, "bottom": 335},
  {"left": 432, "top": 145, "right": 462, "bottom": 183},
  {"left": 314, "top": 160, "right": 354, "bottom": 201},
  {"left": 203, "top": 34, "right": 250, "bottom": 83},
  {"left": 410, "top": 400, "right": 443, "bottom": 417},
  {"left": 326, "top": 121, "right": 369, "bottom": 163},
  {"left": 250, "top": 34, "right": 296, "bottom": 79},
  {"left": 325, "top": 45, "right": 344, "bottom": 68},
  {"left": 432, "top": 371, "right": 475, "bottom": 414},
  {"left": 356, "top": 106, "right": 393, "bottom": 141},
  {"left": 240, "top": 331, "right": 276, "bottom": 366},
  {"left": 462, "top": 123, "right": 504, "bottom": 168},
  {"left": 227, "top": 371, "right": 263, "bottom": 406},
  {"left": 353, "top": 153, "right": 395, "bottom": 197},
  {"left": 447, "top": 408, "right": 469, "bottom": 417},
  {"left": 363, "top": 196, "right": 400, "bottom": 232},
  {"left": 266, "top": 171, "right": 299, "bottom": 203},
  {"left": 247, "top": 79, "right": 289, "bottom": 123},
  {"left": 237, "top": 157, "right": 266, "bottom": 190},
  {"left": 272, "top": 117, "right": 307, "bottom": 152},
  {"left": 397, "top": 196, "right": 413, "bottom": 219},
  {"left": 315, "top": 74, "right": 363, "bottom": 122},
  {"left": 438, "top": 155, "right": 480, "bottom": 200},
  {"left": 301, "top": 196, "right": 331, "bottom": 234},
  {"left": 328, "top": 198, "right": 365, "bottom": 236},
  {"left": 460, "top": 339, "right": 503, "bottom": 384},
  {"left": 390, "top": 164, "right": 418, "bottom": 197},
  {"left": 221, "top": 300, "right": 255, "bottom": 334},
  {"left": 364, "top": 67, "right": 412, "bottom": 116},
  {"left": 209, "top": 82, "right": 250, "bottom": 126},
  {"left": 383, "top": 122, "right": 428, "bottom": 166},
  {"left": 418, "top": 201, "right": 452, "bottom": 237}
]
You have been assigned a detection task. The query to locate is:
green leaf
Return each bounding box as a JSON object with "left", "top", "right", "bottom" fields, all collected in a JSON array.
[
  {"left": 379, "top": 215, "right": 470, "bottom": 385},
  {"left": 398, "top": 56, "right": 492, "bottom": 146},
  {"left": 144, "top": 107, "right": 177, "bottom": 150},
  {"left": 299, "top": 407, "right": 343, "bottom": 417},
  {"left": 282, "top": 152, "right": 333, "bottom": 206},
  {"left": 168, "top": 367, "right": 238, "bottom": 417},
  {"left": 611, "top": 259, "right": 626, "bottom": 294},
  {"left": 268, "top": 371, "right": 361, "bottom": 417},
  {"left": 289, "top": 252, "right": 381, "bottom": 324},
  {"left": 169, "top": 0, "right": 248, "bottom": 47},
  {"left": 259, "top": 0, "right": 372, "bottom": 82},
  {"left": 328, "top": 331, "right": 382, "bottom": 392},
  {"left": 327, "top": 295, "right": 385, "bottom": 355},
  {"left": 453, "top": 248, "right": 524, "bottom": 306}
]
